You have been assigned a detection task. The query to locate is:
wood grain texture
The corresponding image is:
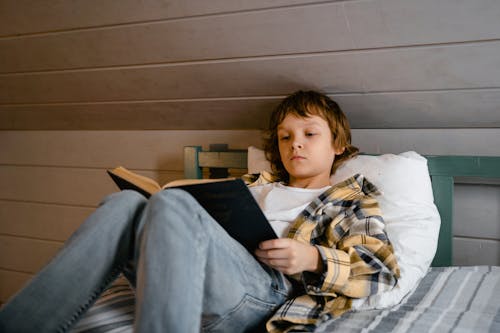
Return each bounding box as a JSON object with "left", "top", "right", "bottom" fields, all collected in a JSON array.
[
  {"left": 0, "top": 235, "right": 62, "bottom": 274},
  {"left": 3, "top": 43, "right": 500, "bottom": 103},
  {"left": 2, "top": 89, "right": 500, "bottom": 130},
  {"left": 454, "top": 184, "right": 500, "bottom": 239},
  {"left": 0, "top": 0, "right": 328, "bottom": 36},
  {"left": 351, "top": 129, "right": 500, "bottom": 156},
  {"left": 0, "top": 100, "right": 276, "bottom": 130},
  {"left": 0, "top": 130, "right": 264, "bottom": 168},
  {"left": 2, "top": 0, "right": 499, "bottom": 72},
  {"left": 0, "top": 3, "right": 351, "bottom": 73},
  {"left": 343, "top": 0, "right": 500, "bottom": 47},
  {"left": 0, "top": 269, "right": 32, "bottom": 303},
  {"left": 0, "top": 166, "right": 182, "bottom": 206},
  {"left": 454, "top": 238, "right": 500, "bottom": 266},
  {"left": 0, "top": 201, "right": 92, "bottom": 241},
  {"left": 1, "top": 0, "right": 500, "bottom": 130}
]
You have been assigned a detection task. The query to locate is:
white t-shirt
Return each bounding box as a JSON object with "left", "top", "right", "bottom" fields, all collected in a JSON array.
[{"left": 249, "top": 182, "right": 331, "bottom": 238}]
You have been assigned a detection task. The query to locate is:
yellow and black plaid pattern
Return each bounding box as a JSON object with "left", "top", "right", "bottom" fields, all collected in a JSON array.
[{"left": 246, "top": 173, "right": 400, "bottom": 333}]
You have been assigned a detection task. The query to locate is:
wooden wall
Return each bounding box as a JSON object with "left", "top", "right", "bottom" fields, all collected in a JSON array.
[
  {"left": 1, "top": 0, "right": 499, "bottom": 303},
  {"left": 2, "top": 0, "right": 500, "bottom": 129}
]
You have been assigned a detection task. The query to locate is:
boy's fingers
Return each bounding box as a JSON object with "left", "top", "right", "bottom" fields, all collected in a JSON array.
[
  {"left": 255, "top": 248, "right": 287, "bottom": 259},
  {"left": 258, "top": 238, "right": 291, "bottom": 250}
]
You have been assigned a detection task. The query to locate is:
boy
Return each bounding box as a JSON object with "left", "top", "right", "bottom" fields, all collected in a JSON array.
[
  {"left": 0, "top": 90, "right": 399, "bottom": 333},
  {"left": 248, "top": 90, "right": 399, "bottom": 331}
]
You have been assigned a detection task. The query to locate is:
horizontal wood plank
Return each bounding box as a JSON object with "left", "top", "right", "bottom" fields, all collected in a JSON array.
[
  {"left": 454, "top": 184, "right": 500, "bottom": 240},
  {"left": 0, "top": 201, "right": 91, "bottom": 241},
  {"left": 2, "top": 89, "right": 500, "bottom": 130},
  {"left": 0, "top": 235, "right": 62, "bottom": 274},
  {"left": 3, "top": 42, "right": 500, "bottom": 105},
  {"left": 0, "top": 269, "right": 33, "bottom": 304},
  {"left": 0, "top": 130, "right": 263, "bottom": 169},
  {"left": 344, "top": 0, "right": 500, "bottom": 48},
  {"left": 0, "top": 0, "right": 325, "bottom": 37},
  {"left": 338, "top": 89, "right": 500, "bottom": 129},
  {"left": 358, "top": 42, "right": 500, "bottom": 92},
  {"left": 427, "top": 156, "right": 500, "bottom": 178},
  {"left": 0, "top": 100, "right": 275, "bottom": 130},
  {"left": 0, "top": 166, "right": 182, "bottom": 206},
  {"left": 453, "top": 237, "right": 500, "bottom": 266},
  {"left": 352, "top": 129, "right": 500, "bottom": 156}
]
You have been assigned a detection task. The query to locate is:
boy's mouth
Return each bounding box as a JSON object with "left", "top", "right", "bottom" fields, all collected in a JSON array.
[{"left": 291, "top": 155, "right": 305, "bottom": 160}]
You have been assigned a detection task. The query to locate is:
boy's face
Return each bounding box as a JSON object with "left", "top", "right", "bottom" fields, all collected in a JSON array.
[{"left": 277, "top": 113, "right": 342, "bottom": 188}]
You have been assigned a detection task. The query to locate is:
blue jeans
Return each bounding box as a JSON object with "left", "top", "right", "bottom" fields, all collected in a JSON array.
[{"left": 0, "top": 189, "right": 293, "bottom": 332}]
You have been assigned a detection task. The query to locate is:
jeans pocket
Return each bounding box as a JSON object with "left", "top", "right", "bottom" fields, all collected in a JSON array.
[{"left": 202, "top": 294, "right": 278, "bottom": 333}]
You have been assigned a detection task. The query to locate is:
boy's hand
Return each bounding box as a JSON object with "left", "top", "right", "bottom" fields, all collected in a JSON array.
[{"left": 255, "top": 238, "right": 323, "bottom": 275}]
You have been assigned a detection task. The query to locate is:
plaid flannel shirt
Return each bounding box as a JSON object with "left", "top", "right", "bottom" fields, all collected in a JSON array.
[{"left": 244, "top": 172, "right": 400, "bottom": 333}]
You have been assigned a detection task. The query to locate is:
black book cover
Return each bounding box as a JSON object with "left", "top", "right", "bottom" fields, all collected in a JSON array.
[{"left": 174, "top": 179, "right": 277, "bottom": 253}]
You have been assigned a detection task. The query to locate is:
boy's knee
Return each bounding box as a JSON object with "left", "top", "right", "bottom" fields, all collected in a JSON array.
[
  {"left": 100, "top": 190, "right": 148, "bottom": 207},
  {"left": 79, "top": 190, "right": 148, "bottom": 235},
  {"left": 98, "top": 191, "right": 148, "bottom": 226},
  {"left": 150, "top": 189, "right": 198, "bottom": 211},
  {"left": 147, "top": 189, "right": 206, "bottom": 233}
]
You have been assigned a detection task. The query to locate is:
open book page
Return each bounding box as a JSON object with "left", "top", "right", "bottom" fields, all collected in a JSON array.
[
  {"left": 107, "top": 166, "right": 234, "bottom": 197},
  {"left": 107, "top": 166, "right": 161, "bottom": 196},
  {"left": 162, "top": 177, "right": 235, "bottom": 188}
]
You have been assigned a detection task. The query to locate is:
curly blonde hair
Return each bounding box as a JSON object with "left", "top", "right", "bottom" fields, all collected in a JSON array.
[{"left": 263, "top": 90, "right": 358, "bottom": 183}]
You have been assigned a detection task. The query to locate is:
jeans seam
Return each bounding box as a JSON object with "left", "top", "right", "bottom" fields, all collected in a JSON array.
[
  {"left": 272, "top": 285, "right": 290, "bottom": 297},
  {"left": 267, "top": 268, "right": 292, "bottom": 297},
  {"left": 57, "top": 266, "right": 123, "bottom": 333},
  {"left": 202, "top": 293, "right": 277, "bottom": 332}
]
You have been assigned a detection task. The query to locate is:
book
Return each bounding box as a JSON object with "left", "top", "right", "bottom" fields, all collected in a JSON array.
[
  {"left": 107, "top": 166, "right": 235, "bottom": 198},
  {"left": 107, "top": 166, "right": 277, "bottom": 252}
]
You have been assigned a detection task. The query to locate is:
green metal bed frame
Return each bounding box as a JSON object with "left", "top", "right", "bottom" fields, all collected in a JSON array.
[{"left": 183, "top": 146, "right": 500, "bottom": 267}]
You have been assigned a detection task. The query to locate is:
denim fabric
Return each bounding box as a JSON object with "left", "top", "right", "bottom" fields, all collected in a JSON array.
[{"left": 0, "top": 189, "right": 292, "bottom": 333}]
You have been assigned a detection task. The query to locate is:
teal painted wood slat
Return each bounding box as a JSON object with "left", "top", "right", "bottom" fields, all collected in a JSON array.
[
  {"left": 426, "top": 156, "right": 500, "bottom": 266},
  {"left": 426, "top": 156, "right": 500, "bottom": 177},
  {"left": 183, "top": 146, "right": 202, "bottom": 179},
  {"left": 430, "top": 176, "right": 454, "bottom": 267}
]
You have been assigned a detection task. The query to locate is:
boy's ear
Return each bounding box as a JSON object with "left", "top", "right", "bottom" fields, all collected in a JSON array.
[{"left": 334, "top": 145, "right": 346, "bottom": 155}]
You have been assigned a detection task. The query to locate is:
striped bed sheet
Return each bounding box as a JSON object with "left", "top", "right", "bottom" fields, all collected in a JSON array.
[
  {"left": 70, "top": 278, "right": 134, "bottom": 333},
  {"left": 317, "top": 266, "right": 500, "bottom": 333},
  {"left": 71, "top": 266, "right": 500, "bottom": 333}
]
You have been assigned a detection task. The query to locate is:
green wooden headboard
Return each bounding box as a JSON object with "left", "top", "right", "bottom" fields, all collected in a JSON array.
[{"left": 184, "top": 146, "right": 500, "bottom": 267}]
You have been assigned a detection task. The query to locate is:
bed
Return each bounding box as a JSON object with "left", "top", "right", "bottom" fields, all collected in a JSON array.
[{"left": 70, "top": 146, "right": 500, "bottom": 333}]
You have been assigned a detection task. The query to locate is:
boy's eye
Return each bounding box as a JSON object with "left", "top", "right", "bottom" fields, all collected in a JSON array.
[
  {"left": 306, "top": 133, "right": 316, "bottom": 137},
  {"left": 279, "top": 136, "right": 290, "bottom": 141}
]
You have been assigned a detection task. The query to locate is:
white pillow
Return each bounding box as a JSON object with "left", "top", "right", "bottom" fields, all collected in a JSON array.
[{"left": 247, "top": 146, "right": 441, "bottom": 309}]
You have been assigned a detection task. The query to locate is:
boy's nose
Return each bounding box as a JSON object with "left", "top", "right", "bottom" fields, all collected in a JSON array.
[{"left": 292, "top": 141, "right": 303, "bottom": 149}]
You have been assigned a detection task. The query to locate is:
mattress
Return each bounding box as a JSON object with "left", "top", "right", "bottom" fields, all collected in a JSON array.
[{"left": 70, "top": 266, "right": 500, "bottom": 333}]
